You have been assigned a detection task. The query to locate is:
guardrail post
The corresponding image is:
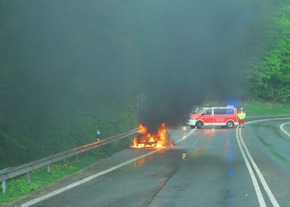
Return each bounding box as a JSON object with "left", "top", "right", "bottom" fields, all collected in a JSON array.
[
  {"left": 48, "top": 164, "right": 52, "bottom": 173},
  {"left": 2, "top": 180, "right": 6, "bottom": 193},
  {"left": 76, "top": 154, "right": 79, "bottom": 162},
  {"left": 27, "top": 172, "right": 32, "bottom": 183}
]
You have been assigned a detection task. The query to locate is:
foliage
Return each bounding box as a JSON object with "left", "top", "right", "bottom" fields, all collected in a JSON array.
[{"left": 244, "top": 0, "right": 290, "bottom": 102}]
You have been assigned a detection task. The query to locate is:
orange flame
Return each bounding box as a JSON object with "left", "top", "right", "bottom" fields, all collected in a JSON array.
[{"left": 130, "top": 123, "right": 173, "bottom": 149}]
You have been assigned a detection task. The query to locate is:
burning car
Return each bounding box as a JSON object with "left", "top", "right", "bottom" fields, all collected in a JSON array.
[{"left": 130, "top": 123, "right": 174, "bottom": 149}]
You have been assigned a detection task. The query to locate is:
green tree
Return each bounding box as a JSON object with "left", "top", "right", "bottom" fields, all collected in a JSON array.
[{"left": 245, "top": 0, "right": 290, "bottom": 102}]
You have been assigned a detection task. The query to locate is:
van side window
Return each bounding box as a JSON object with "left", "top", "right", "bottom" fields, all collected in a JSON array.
[
  {"left": 214, "top": 109, "right": 223, "bottom": 115},
  {"left": 214, "top": 109, "right": 234, "bottom": 115},
  {"left": 226, "top": 109, "right": 234, "bottom": 114}
]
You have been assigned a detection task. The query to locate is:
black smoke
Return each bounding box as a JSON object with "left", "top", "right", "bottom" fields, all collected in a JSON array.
[
  {"left": 137, "top": 0, "right": 275, "bottom": 131},
  {"left": 0, "top": 0, "right": 275, "bottom": 134}
]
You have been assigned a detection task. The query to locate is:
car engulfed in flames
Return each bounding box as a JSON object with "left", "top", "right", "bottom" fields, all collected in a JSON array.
[{"left": 130, "top": 123, "right": 174, "bottom": 149}]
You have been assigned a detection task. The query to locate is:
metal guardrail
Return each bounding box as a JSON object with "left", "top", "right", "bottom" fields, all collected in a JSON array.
[{"left": 0, "top": 128, "right": 137, "bottom": 193}]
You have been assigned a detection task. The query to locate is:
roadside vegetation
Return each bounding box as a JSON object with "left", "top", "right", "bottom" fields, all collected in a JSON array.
[
  {"left": 239, "top": 101, "right": 290, "bottom": 116},
  {"left": 242, "top": 0, "right": 290, "bottom": 102}
]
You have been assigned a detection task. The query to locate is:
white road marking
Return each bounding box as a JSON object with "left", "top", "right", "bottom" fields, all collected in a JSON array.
[
  {"left": 192, "top": 135, "right": 199, "bottom": 147},
  {"left": 236, "top": 117, "right": 289, "bottom": 207},
  {"left": 239, "top": 128, "right": 280, "bottom": 207},
  {"left": 236, "top": 128, "right": 266, "bottom": 207},
  {"left": 279, "top": 122, "right": 290, "bottom": 137}
]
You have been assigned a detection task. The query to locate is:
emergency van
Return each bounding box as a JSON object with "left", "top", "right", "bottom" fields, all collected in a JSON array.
[{"left": 187, "top": 106, "right": 238, "bottom": 129}]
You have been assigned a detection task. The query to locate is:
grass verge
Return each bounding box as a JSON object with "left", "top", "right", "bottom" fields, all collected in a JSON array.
[{"left": 238, "top": 101, "right": 290, "bottom": 116}]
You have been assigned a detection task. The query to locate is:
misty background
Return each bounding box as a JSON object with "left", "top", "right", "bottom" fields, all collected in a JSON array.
[{"left": 0, "top": 0, "right": 275, "bottom": 165}]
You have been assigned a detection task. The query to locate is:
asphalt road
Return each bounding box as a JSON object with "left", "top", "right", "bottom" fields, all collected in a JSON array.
[{"left": 13, "top": 118, "right": 290, "bottom": 207}]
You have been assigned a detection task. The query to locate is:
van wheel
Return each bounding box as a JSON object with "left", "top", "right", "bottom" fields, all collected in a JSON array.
[
  {"left": 196, "top": 121, "right": 203, "bottom": 129},
  {"left": 226, "top": 121, "right": 234, "bottom": 128}
]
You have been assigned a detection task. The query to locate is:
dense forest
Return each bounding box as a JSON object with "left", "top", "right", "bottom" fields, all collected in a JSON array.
[{"left": 0, "top": 0, "right": 289, "bottom": 168}]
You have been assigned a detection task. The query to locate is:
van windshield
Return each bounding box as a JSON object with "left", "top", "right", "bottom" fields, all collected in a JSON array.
[{"left": 195, "top": 107, "right": 206, "bottom": 114}]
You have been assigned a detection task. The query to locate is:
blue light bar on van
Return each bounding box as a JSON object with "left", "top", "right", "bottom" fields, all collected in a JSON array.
[{"left": 226, "top": 105, "right": 234, "bottom": 108}]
